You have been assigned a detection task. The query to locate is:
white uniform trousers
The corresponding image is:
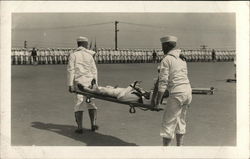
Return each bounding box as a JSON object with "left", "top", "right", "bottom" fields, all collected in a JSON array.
[
  {"left": 160, "top": 91, "right": 192, "bottom": 139},
  {"left": 74, "top": 94, "right": 97, "bottom": 112}
]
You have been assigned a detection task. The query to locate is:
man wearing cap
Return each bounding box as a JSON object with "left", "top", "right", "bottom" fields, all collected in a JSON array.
[
  {"left": 67, "top": 36, "right": 99, "bottom": 134},
  {"left": 212, "top": 49, "right": 216, "bottom": 62},
  {"left": 31, "top": 48, "right": 37, "bottom": 65},
  {"left": 151, "top": 35, "right": 192, "bottom": 146}
]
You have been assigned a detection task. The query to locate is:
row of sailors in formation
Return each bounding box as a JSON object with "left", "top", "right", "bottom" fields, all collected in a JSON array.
[{"left": 11, "top": 48, "right": 236, "bottom": 65}]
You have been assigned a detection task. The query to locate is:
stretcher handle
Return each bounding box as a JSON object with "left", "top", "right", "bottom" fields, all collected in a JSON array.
[
  {"left": 86, "top": 97, "right": 91, "bottom": 103},
  {"left": 129, "top": 106, "right": 136, "bottom": 113}
]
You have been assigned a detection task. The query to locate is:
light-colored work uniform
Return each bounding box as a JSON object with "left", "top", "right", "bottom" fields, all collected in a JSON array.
[
  {"left": 67, "top": 46, "right": 98, "bottom": 112},
  {"left": 158, "top": 49, "right": 192, "bottom": 139}
]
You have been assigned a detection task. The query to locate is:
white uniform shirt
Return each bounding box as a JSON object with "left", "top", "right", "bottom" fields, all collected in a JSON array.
[
  {"left": 158, "top": 49, "right": 190, "bottom": 93},
  {"left": 15, "top": 50, "right": 20, "bottom": 56},
  {"left": 40, "top": 50, "right": 45, "bottom": 56},
  {"left": 67, "top": 46, "right": 97, "bottom": 87},
  {"left": 24, "top": 50, "right": 29, "bottom": 56},
  {"left": 20, "top": 50, "right": 24, "bottom": 56}
]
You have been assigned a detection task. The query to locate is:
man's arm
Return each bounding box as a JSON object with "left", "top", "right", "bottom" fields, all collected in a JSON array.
[
  {"left": 155, "top": 59, "right": 170, "bottom": 107},
  {"left": 90, "top": 55, "right": 98, "bottom": 85},
  {"left": 151, "top": 78, "right": 159, "bottom": 106},
  {"left": 67, "top": 53, "right": 75, "bottom": 93}
]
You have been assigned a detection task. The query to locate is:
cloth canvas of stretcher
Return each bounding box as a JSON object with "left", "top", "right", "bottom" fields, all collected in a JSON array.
[{"left": 75, "top": 81, "right": 215, "bottom": 113}]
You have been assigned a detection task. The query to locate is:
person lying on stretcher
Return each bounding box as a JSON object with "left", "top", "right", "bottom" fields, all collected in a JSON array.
[{"left": 77, "top": 79, "right": 169, "bottom": 104}]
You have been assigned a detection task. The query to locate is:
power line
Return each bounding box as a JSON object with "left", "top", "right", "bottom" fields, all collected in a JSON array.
[
  {"left": 119, "top": 21, "right": 167, "bottom": 29},
  {"left": 13, "top": 40, "right": 74, "bottom": 45},
  {"left": 29, "top": 41, "right": 74, "bottom": 45},
  {"left": 12, "top": 42, "right": 74, "bottom": 48},
  {"left": 120, "top": 21, "right": 235, "bottom": 34},
  {"left": 12, "top": 21, "right": 113, "bottom": 31}
]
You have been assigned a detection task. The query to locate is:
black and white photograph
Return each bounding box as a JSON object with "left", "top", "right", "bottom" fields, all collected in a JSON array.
[{"left": 1, "top": 1, "right": 249, "bottom": 159}]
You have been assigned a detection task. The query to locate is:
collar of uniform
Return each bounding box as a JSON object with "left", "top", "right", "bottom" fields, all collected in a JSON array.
[
  {"left": 76, "top": 46, "right": 86, "bottom": 51},
  {"left": 87, "top": 50, "right": 96, "bottom": 56},
  {"left": 168, "top": 49, "right": 181, "bottom": 58},
  {"left": 77, "top": 46, "right": 96, "bottom": 56}
]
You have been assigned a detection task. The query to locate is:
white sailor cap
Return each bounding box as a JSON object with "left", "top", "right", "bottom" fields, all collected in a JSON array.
[
  {"left": 77, "top": 36, "right": 88, "bottom": 42},
  {"left": 160, "top": 35, "right": 178, "bottom": 43}
]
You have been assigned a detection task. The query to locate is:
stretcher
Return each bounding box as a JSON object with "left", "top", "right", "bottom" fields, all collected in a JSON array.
[
  {"left": 75, "top": 85, "right": 161, "bottom": 113},
  {"left": 75, "top": 84, "right": 215, "bottom": 114},
  {"left": 192, "top": 87, "right": 215, "bottom": 95}
]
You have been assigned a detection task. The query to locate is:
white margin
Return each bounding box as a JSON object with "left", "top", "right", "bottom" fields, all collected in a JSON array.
[{"left": 1, "top": 1, "right": 249, "bottom": 159}]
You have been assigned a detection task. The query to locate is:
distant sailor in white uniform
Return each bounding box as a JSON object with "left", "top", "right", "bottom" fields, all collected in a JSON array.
[
  {"left": 151, "top": 35, "right": 192, "bottom": 146},
  {"left": 14, "top": 49, "right": 18, "bottom": 65},
  {"left": 24, "top": 48, "right": 30, "bottom": 65},
  {"left": 39, "top": 48, "right": 45, "bottom": 64},
  {"left": 11, "top": 49, "right": 14, "bottom": 65},
  {"left": 67, "top": 36, "right": 99, "bottom": 133}
]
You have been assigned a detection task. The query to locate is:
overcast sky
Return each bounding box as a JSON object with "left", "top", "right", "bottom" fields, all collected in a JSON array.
[{"left": 12, "top": 13, "right": 235, "bottom": 49}]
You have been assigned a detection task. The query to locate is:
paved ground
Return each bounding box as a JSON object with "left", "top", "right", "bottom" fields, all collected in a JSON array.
[{"left": 11, "top": 62, "right": 236, "bottom": 146}]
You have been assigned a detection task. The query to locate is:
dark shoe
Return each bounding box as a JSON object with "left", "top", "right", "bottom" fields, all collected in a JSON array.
[
  {"left": 75, "top": 129, "right": 83, "bottom": 134},
  {"left": 91, "top": 125, "right": 99, "bottom": 132}
]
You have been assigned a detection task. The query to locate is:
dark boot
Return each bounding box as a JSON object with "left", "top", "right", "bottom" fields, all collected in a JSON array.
[
  {"left": 74, "top": 111, "right": 83, "bottom": 134},
  {"left": 163, "top": 137, "right": 172, "bottom": 146},
  {"left": 176, "top": 134, "right": 184, "bottom": 146},
  {"left": 88, "top": 109, "right": 99, "bottom": 132}
]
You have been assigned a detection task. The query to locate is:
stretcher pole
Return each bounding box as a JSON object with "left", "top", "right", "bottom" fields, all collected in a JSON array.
[{"left": 192, "top": 87, "right": 215, "bottom": 95}]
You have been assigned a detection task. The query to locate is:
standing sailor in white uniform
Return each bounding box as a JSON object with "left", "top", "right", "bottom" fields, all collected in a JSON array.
[
  {"left": 151, "top": 35, "right": 192, "bottom": 146},
  {"left": 67, "top": 36, "right": 99, "bottom": 133}
]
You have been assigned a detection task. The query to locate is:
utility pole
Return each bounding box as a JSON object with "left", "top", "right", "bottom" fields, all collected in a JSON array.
[
  {"left": 24, "top": 40, "right": 27, "bottom": 48},
  {"left": 115, "top": 21, "right": 119, "bottom": 50}
]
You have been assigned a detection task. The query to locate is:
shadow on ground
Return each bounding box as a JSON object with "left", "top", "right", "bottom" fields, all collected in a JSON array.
[{"left": 31, "top": 122, "right": 137, "bottom": 146}]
